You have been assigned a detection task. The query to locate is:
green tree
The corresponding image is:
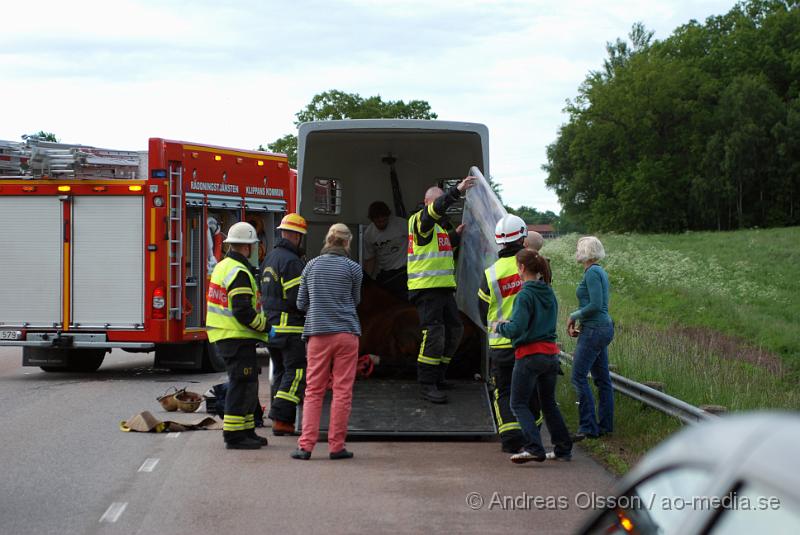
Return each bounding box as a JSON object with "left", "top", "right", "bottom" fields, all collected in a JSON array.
[
  {"left": 544, "top": 1, "right": 800, "bottom": 232},
  {"left": 485, "top": 174, "right": 503, "bottom": 202},
  {"left": 259, "top": 134, "right": 295, "bottom": 169},
  {"left": 25, "top": 131, "right": 58, "bottom": 142},
  {"left": 600, "top": 21, "right": 654, "bottom": 80},
  {"left": 506, "top": 205, "right": 560, "bottom": 226},
  {"left": 774, "top": 97, "right": 800, "bottom": 224},
  {"left": 263, "top": 90, "right": 438, "bottom": 167}
]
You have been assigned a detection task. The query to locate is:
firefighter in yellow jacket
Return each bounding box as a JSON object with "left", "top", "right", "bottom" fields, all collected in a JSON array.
[
  {"left": 478, "top": 214, "right": 543, "bottom": 452},
  {"left": 207, "top": 222, "right": 271, "bottom": 449},
  {"left": 408, "top": 175, "right": 476, "bottom": 403}
]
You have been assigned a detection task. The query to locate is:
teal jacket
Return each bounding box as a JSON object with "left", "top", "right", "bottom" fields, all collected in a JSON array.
[
  {"left": 496, "top": 280, "right": 558, "bottom": 348},
  {"left": 570, "top": 264, "right": 612, "bottom": 327}
]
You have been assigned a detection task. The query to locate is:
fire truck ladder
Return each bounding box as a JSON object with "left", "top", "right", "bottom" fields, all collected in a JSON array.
[{"left": 167, "top": 163, "right": 183, "bottom": 320}]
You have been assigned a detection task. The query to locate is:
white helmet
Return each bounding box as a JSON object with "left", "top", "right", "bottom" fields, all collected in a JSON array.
[
  {"left": 223, "top": 222, "right": 259, "bottom": 244},
  {"left": 495, "top": 214, "right": 528, "bottom": 245}
]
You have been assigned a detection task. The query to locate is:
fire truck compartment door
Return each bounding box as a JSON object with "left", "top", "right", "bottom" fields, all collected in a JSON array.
[
  {"left": 0, "top": 197, "right": 63, "bottom": 327},
  {"left": 71, "top": 196, "right": 144, "bottom": 327},
  {"left": 244, "top": 199, "right": 286, "bottom": 212}
]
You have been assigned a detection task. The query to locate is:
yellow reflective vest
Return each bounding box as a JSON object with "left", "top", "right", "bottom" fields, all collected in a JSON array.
[
  {"left": 480, "top": 256, "right": 523, "bottom": 349},
  {"left": 407, "top": 211, "right": 456, "bottom": 291},
  {"left": 206, "top": 257, "right": 268, "bottom": 343}
]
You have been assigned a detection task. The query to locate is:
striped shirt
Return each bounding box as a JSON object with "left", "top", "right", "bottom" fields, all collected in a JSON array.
[{"left": 297, "top": 251, "right": 362, "bottom": 338}]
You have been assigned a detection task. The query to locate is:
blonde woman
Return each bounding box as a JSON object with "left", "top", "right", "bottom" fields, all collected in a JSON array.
[
  {"left": 567, "top": 236, "right": 614, "bottom": 442},
  {"left": 292, "top": 224, "right": 362, "bottom": 460}
]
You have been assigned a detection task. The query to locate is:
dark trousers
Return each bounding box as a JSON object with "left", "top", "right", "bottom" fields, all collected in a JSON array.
[
  {"left": 267, "top": 335, "right": 307, "bottom": 424},
  {"left": 215, "top": 339, "right": 260, "bottom": 444},
  {"left": 270, "top": 351, "right": 285, "bottom": 402},
  {"left": 413, "top": 290, "right": 464, "bottom": 385},
  {"left": 376, "top": 267, "right": 408, "bottom": 301},
  {"left": 490, "top": 349, "right": 541, "bottom": 451},
  {"left": 510, "top": 354, "right": 572, "bottom": 458}
]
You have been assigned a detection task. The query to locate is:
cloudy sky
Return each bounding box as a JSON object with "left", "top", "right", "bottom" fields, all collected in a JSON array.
[{"left": 0, "top": 0, "right": 736, "bottom": 212}]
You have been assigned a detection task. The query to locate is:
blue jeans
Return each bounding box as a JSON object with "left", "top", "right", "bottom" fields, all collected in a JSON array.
[
  {"left": 510, "top": 354, "right": 572, "bottom": 458},
  {"left": 571, "top": 323, "right": 615, "bottom": 436}
]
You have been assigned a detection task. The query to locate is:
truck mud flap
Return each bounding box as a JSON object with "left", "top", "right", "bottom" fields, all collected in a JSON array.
[
  {"left": 154, "top": 343, "right": 204, "bottom": 370},
  {"left": 319, "top": 380, "right": 497, "bottom": 436},
  {"left": 23, "top": 347, "right": 70, "bottom": 367}
]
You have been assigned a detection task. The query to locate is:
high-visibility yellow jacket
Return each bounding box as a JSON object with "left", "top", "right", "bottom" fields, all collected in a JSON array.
[
  {"left": 206, "top": 256, "right": 269, "bottom": 343},
  {"left": 479, "top": 256, "right": 523, "bottom": 349},
  {"left": 407, "top": 209, "right": 456, "bottom": 291}
]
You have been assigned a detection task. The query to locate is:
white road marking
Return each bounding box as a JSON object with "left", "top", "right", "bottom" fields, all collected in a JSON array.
[
  {"left": 167, "top": 432, "right": 181, "bottom": 438},
  {"left": 137, "top": 458, "right": 159, "bottom": 472},
  {"left": 99, "top": 502, "right": 127, "bottom": 523}
]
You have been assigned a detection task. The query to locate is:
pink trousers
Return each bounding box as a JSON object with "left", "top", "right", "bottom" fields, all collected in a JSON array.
[{"left": 298, "top": 332, "right": 359, "bottom": 453}]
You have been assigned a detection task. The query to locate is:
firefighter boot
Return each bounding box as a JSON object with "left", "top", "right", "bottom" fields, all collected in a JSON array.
[
  {"left": 420, "top": 383, "right": 447, "bottom": 404},
  {"left": 436, "top": 365, "right": 455, "bottom": 390},
  {"left": 501, "top": 435, "right": 526, "bottom": 453},
  {"left": 272, "top": 420, "right": 295, "bottom": 436},
  {"left": 247, "top": 430, "right": 269, "bottom": 446},
  {"left": 224, "top": 431, "right": 262, "bottom": 450}
]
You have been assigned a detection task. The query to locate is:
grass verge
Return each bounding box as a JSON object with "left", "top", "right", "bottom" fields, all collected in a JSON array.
[{"left": 542, "top": 228, "right": 800, "bottom": 475}]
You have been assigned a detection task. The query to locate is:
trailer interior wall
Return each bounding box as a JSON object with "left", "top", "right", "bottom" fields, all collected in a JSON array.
[{"left": 298, "top": 128, "right": 486, "bottom": 256}]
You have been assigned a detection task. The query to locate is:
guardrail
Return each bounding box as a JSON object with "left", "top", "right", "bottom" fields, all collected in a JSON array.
[{"left": 559, "top": 352, "right": 719, "bottom": 425}]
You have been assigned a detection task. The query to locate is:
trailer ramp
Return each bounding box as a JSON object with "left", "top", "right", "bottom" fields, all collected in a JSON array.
[{"left": 319, "top": 380, "right": 496, "bottom": 437}]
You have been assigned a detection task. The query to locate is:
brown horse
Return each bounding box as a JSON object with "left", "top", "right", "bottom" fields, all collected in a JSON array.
[{"left": 357, "top": 278, "right": 481, "bottom": 379}]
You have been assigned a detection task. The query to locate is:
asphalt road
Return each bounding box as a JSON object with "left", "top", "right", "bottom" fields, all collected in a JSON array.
[{"left": 0, "top": 347, "right": 615, "bottom": 535}]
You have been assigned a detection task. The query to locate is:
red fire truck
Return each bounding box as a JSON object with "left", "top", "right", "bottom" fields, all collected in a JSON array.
[{"left": 0, "top": 137, "right": 295, "bottom": 372}]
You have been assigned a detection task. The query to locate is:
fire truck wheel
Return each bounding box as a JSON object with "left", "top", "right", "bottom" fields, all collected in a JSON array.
[
  {"left": 33, "top": 348, "right": 105, "bottom": 372},
  {"left": 65, "top": 349, "right": 106, "bottom": 372},
  {"left": 201, "top": 342, "right": 225, "bottom": 373}
]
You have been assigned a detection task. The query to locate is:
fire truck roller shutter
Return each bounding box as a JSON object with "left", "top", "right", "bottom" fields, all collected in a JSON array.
[
  {"left": 0, "top": 196, "right": 63, "bottom": 327},
  {"left": 71, "top": 196, "right": 144, "bottom": 327}
]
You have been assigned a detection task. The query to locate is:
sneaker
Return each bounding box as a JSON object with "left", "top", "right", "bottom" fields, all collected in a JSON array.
[
  {"left": 272, "top": 420, "right": 296, "bottom": 436},
  {"left": 546, "top": 451, "right": 572, "bottom": 462},
  {"left": 570, "top": 432, "right": 599, "bottom": 443},
  {"left": 420, "top": 384, "right": 447, "bottom": 404},
  {"left": 225, "top": 437, "right": 263, "bottom": 450},
  {"left": 290, "top": 448, "right": 312, "bottom": 460},
  {"left": 510, "top": 451, "right": 546, "bottom": 464},
  {"left": 501, "top": 444, "right": 525, "bottom": 454},
  {"left": 329, "top": 449, "right": 354, "bottom": 460}
]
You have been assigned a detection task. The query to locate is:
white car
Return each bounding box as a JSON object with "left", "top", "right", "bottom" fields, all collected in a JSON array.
[{"left": 577, "top": 412, "right": 800, "bottom": 534}]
